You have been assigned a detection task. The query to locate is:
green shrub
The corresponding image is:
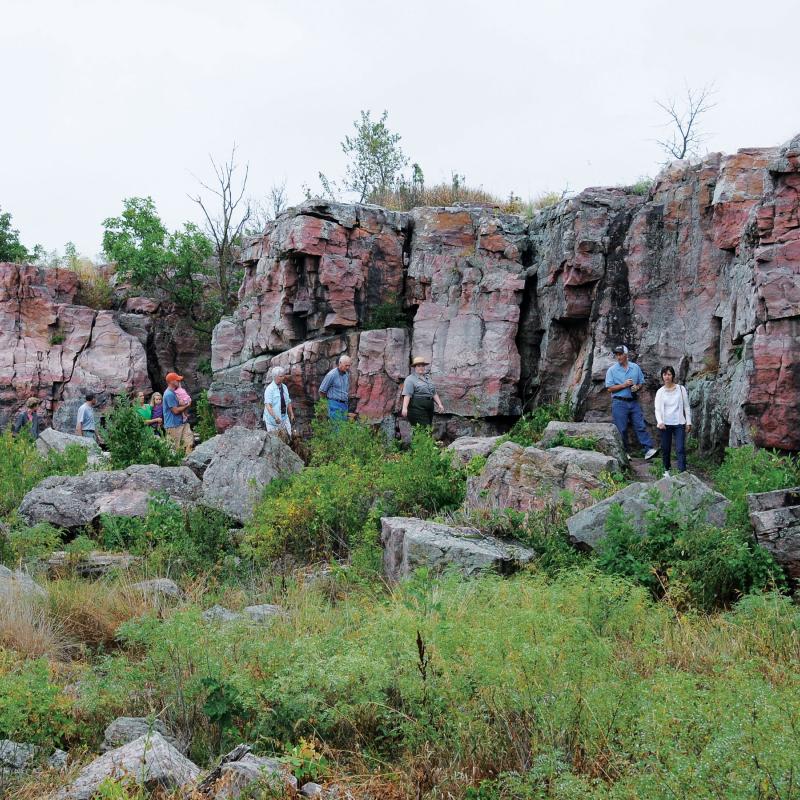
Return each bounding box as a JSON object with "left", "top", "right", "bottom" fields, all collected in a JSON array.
[
  {"left": 7, "top": 523, "right": 62, "bottom": 563},
  {"left": 0, "top": 431, "right": 88, "bottom": 520},
  {"left": 714, "top": 444, "right": 800, "bottom": 528},
  {"left": 465, "top": 454, "right": 487, "bottom": 476},
  {"left": 104, "top": 397, "right": 183, "bottom": 468},
  {"left": 362, "top": 295, "right": 408, "bottom": 331},
  {"left": 545, "top": 431, "right": 598, "bottom": 451},
  {"left": 505, "top": 399, "right": 573, "bottom": 447},
  {"left": 596, "top": 492, "right": 783, "bottom": 609},
  {"left": 195, "top": 390, "right": 217, "bottom": 443},
  {"left": 0, "top": 658, "right": 81, "bottom": 748}
]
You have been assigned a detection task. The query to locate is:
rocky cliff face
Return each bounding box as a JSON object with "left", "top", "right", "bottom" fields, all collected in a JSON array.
[
  {"left": 0, "top": 265, "right": 212, "bottom": 432},
  {"left": 209, "top": 132, "right": 800, "bottom": 451}
]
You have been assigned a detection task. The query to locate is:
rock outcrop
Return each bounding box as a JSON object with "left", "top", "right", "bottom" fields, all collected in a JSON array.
[
  {"left": 0, "top": 263, "right": 150, "bottom": 431},
  {"left": 19, "top": 465, "right": 201, "bottom": 529},
  {"left": 380, "top": 516, "right": 536, "bottom": 581},
  {"left": 446, "top": 435, "right": 503, "bottom": 465},
  {"left": 184, "top": 426, "right": 304, "bottom": 523},
  {"left": 208, "top": 132, "right": 800, "bottom": 451},
  {"left": 539, "top": 421, "right": 628, "bottom": 467},
  {"left": 747, "top": 487, "right": 800, "bottom": 579},
  {"left": 567, "top": 473, "right": 730, "bottom": 549},
  {"left": 466, "top": 441, "right": 620, "bottom": 514},
  {"left": 0, "top": 565, "right": 47, "bottom": 601}
]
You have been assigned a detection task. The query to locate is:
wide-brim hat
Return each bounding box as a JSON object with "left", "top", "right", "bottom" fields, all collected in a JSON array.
[{"left": 411, "top": 356, "right": 430, "bottom": 366}]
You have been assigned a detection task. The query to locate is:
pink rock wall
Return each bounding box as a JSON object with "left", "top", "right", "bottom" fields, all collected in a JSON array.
[{"left": 209, "top": 133, "right": 800, "bottom": 451}]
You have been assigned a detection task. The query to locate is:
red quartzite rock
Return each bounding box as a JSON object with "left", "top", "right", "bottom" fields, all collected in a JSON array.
[{"left": 0, "top": 263, "right": 150, "bottom": 430}]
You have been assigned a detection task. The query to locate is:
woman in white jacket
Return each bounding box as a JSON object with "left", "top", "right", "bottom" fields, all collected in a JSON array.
[{"left": 654, "top": 366, "right": 692, "bottom": 476}]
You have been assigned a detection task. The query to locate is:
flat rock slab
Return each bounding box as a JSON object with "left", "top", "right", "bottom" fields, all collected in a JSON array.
[
  {"left": 201, "top": 604, "right": 285, "bottom": 624},
  {"left": 747, "top": 486, "right": 800, "bottom": 579},
  {"left": 466, "top": 441, "right": 620, "bottom": 515},
  {"left": 539, "top": 421, "right": 628, "bottom": 467},
  {"left": 54, "top": 732, "right": 200, "bottom": 799},
  {"left": 46, "top": 551, "right": 140, "bottom": 579},
  {"left": 184, "top": 426, "right": 304, "bottom": 524},
  {"left": 19, "top": 464, "right": 202, "bottom": 530},
  {"left": 567, "top": 472, "right": 730, "bottom": 549},
  {"left": 380, "top": 516, "right": 535, "bottom": 582}
]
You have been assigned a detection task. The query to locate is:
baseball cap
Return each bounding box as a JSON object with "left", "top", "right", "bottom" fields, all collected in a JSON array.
[
  {"left": 165, "top": 372, "right": 184, "bottom": 382},
  {"left": 612, "top": 345, "right": 629, "bottom": 355}
]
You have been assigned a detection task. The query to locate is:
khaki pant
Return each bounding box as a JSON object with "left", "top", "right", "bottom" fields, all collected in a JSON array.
[{"left": 166, "top": 423, "right": 194, "bottom": 454}]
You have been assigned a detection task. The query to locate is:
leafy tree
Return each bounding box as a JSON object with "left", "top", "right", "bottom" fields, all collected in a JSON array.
[
  {"left": 341, "top": 110, "right": 408, "bottom": 201},
  {"left": 102, "top": 197, "right": 217, "bottom": 333},
  {"left": 0, "top": 207, "right": 31, "bottom": 262}
]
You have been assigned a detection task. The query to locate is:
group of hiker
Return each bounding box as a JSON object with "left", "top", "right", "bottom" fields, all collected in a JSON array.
[{"left": 12, "top": 345, "right": 691, "bottom": 476}]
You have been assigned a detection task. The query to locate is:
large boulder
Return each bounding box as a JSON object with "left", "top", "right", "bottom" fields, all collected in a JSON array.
[
  {"left": 35, "top": 427, "right": 104, "bottom": 464},
  {"left": 747, "top": 487, "right": 800, "bottom": 579},
  {"left": 54, "top": 733, "right": 200, "bottom": 800},
  {"left": 447, "top": 436, "right": 503, "bottom": 466},
  {"left": 380, "top": 516, "right": 535, "bottom": 582},
  {"left": 185, "top": 426, "right": 304, "bottom": 523},
  {"left": 567, "top": 472, "right": 730, "bottom": 549},
  {"left": 466, "top": 441, "right": 620, "bottom": 514},
  {"left": 539, "top": 421, "right": 628, "bottom": 467},
  {"left": 18, "top": 464, "right": 202, "bottom": 530}
]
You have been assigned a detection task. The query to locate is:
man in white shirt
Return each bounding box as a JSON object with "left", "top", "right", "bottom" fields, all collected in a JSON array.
[{"left": 263, "top": 366, "right": 294, "bottom": 439}]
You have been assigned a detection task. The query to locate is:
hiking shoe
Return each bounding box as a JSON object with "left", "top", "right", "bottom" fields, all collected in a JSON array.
[{"left": 644, "top": 448, "right": 658, "bottom": 460}]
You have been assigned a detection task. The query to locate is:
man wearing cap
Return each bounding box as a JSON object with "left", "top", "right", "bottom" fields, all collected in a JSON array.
[
  {"left": 319, "top": 355, "right": 352, "bottom": 421},
  {"left": 263, "top": 366, "right": 294, "bottom": 439},
  {"left": 401, "top": 356, "right": 445, "bottom": 427},
  {"left": 163, "top": 372, "right": 194, "bottom": 453},
  {"left": 605, "top": 345, "right": 658, "bottom": 460}
]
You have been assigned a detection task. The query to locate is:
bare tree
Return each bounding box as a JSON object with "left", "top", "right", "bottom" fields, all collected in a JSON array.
[
  {"left": 190, "top": 145, "right": 251, "bottom": 310},
  {"left": 246, "top": 181, "right": 290, "bottom": 235},
  {"left": 655, "top": 84, "right": 717, "bottom": 162}
]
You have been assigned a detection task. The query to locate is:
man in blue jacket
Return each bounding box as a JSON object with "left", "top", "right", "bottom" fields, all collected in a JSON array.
[{"left": 605, "top": 345, "right": 658, "bottom": 459}]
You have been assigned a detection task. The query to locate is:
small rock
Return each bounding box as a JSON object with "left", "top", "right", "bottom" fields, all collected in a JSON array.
[
  {"left": 0, "top": 739, "right": 37, "bottom": 773},
  {"left": 215, "top": 753, "right": 297, "bottom": 798},
  {"left": 48, "top": 749, "right": 69, "bottom": 770},
  {"left": 0, "top": 565, "right": 47, "bottom": 601},
  {"left": 243, "top": 604, "right": 285, "bottom": 623},
  {"left": 101, "top": 717, "right": 184, "bottom": 754},
  {"left": 131, "top": 578, "right": 183, "bottom": 600},
  {"left": 54, "top": 733, "right": 199, "bottom": 799},
  {"left": 202, "top": 605, "right": 242, "bottom": 623},
  {"left": 300, "top": 781, "right": 324, "bottom": 797}
]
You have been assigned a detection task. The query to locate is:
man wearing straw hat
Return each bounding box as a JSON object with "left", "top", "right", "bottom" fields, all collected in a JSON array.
[{"left": 401, "top": 356, "right": 445, "bottom": 427}]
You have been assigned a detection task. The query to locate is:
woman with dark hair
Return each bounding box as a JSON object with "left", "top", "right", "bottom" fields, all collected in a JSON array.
[
  {"left": 654, "top": 366, "right": 692, "bottom": 476},
  {"left": 12, "top": 397, "right": 42, "bottom": 439}
]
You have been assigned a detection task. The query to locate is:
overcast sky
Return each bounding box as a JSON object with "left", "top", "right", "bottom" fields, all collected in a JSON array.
[{"left": 2, "top": 0, "right": 798, "bottom": 258}]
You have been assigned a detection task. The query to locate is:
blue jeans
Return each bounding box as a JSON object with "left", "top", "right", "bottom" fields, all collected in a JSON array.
[
  {"left": 660, "top": 425, "right": 686, "bottom": 471},
  {"left": 327, "top": 399, "right": 349, "bottom": 421},
  {"left": 611, "top": 399, "right": 653, "bottom": 451},
  {"left": 82, "top": 431, "right": 96, "bottom": 441}
]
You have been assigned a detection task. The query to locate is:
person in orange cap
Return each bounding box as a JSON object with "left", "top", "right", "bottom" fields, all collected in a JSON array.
[{"left": 163, "top": 372, "right": 194, "bottom": 453}]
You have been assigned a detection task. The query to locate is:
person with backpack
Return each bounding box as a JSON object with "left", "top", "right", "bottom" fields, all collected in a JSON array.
[{"left": 654, "top": 365, "right": 692, "bottom": 476}]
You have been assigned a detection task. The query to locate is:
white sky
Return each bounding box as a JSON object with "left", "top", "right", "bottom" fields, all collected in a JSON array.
[{"left": 2, "top": 0, "right": 798, "bottom": 258}]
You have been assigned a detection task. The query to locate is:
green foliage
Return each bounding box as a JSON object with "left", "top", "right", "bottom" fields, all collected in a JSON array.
[
  {"left": 194, "top": 390, "right": 217, "bottom": 443},
  {"left": 340, "top": 110, "right": 408, "bottom": 201},
  {"left": 100, "top": 494, "right": 234, "bottom": 573},
  {"left": 713, "top": 444, "right": 800, "bottom": 528},
  {"left": 245, "top": 422, "right": 464, "bottom": 565},
  {"left": 0, "top": 431, "right": 88, "bottom": 520},
  {"left": 7, "top": 523, "right": 62, "bottom": 563},
  {"left": 281, "top": 738, "right": 330, "bottom": 785},
  {"left": 504, "top": 399, "right": 573, "bottom": 447},
  {"left": 545, "top": 431, "right": 599, "bottom": 451},
  {"left": 465, "top": 454, "right": 487, "bottom": 476},
  {"left": 0, "top": 207, "right": 35, "bottom": 262},
  {"left": 102, "top": 197, "right": 217, "bottom": 333},
  {"left": 597, "top": 492, "right": 783, "bottom": 609},
  {"left": 77, "top": 571, "right": 800, "bottom": 798},
  {"left": 104, "top": 396, "right": 183, "bottom": 468},
  {"left": 0, "top": 658, "right": 80, "bottom": 748},
  {"left": 362, "top": 296, "right": 408, "bottom": 330},
  {"left": 628, "top": 176, "right": 653, "bottom": 196}
]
